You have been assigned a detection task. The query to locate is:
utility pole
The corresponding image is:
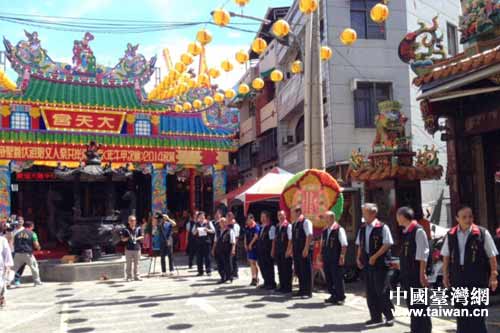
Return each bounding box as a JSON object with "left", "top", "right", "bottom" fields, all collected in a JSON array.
[{"left": 304, "top": 2, "right": 325, "bottom": 170}]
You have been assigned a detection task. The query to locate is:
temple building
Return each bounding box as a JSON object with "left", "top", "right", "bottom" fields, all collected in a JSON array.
[
  {"left": 0, "top": 31, "right": 238, "bottom": 245},
  {"left": 407, "top": 0, "right": 500, "bottom": 230}
]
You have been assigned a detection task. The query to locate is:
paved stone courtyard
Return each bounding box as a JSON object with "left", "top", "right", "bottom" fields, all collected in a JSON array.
[{"left": 2, "top": 255, "right": 500, "bottom": 333}]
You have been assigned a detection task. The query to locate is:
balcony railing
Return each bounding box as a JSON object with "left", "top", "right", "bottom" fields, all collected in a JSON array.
[
  {"left": 277, "top": 74, "right": 304, "bottom": 120},
  {"left": 260, "top": 99, "right": 277, "bottom": 133},
  {"left": 239, "top": 116, "right": 256, "bottom": 146}
]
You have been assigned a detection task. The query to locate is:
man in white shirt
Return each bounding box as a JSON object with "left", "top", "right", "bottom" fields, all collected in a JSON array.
[
  {"left": 292, "top": 206, "right": 314, "bottom": 298},
  {"left": 355, "top": 203, "right": 394, "bottom": 327},
  {"left": 441, "top": 206, "right": 498, "bottom": 333},
  {"left": 227, "top": 211, "right": 240, "bottom": 279},
  {"left": 256, "top": 211, "right": 277, "bottom": 290}
]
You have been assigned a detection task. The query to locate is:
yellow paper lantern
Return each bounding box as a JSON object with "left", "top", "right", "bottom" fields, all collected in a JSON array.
[
  {"left": 196, "top": 29, "right": 213, "bottom": 45},
  {"left": 290, "top": 60, "right": 303, "bottom": 74},
  {"left": 188, "top": 78, "right": 197, "bottom": 88},
  {"left": 270, "top": 69, "right": 284, "bottom": 82},
  {"left": 238, "top": 83, "right": 250, "bottom": 95},
  {"left": 208, "top": 68, "right": 221, "bottom": 79},
  {"left": 212, "top": 8, "right": 230, "bottom": 27},
  {"left": 234, "top": 0, "right": 250, "bottom": 6},
  {"left": 225, "top": 89, "right": 236, "bottom": 99},
  {"left": 188, "top": 41, "right": 202, "bottom": 56},
  {"left": 299, "top": 0, "right": 318, "bottom": 14},
  {"left": 204, "top": 96, "right": 214, "bottom": 106},
  {"left": 320, "top": 46, "right": 333, "bottom": 61},
  {"left": 214, "top": 92, "right": 225, "bottom": 103},
  {"left": 340, "top": 28, "right": 357, "bottom": 45},
  {"left": 183, "top": 102, "right": 192, "bottom": 111},
  {"left": 193, "top": 99, "right": 203, "bottom": 109},
  {"left": 174, "top": 104, "right": 183, "bottom": 113},
  {"left": 251, "top": 77, "right": 265, "bottom": 90},
  {"left": 198, "top": 73, "right": 210, "bottom": 86},
  {"left": 272, "top": 19, "right": 290, "bottom": 38},
  {"left": 181, "top": 53, "right": 194, "bottom": 66},
  {"left": 252, "top": 37, "right": 267, "bottom": 54},
  {"left": 235, "top": 50, "right": 249, "bottom": 64},
  {"left": 370, "top": 3, "right": 390, "bottom": 24},
  {"left": 179, "top": 82, "right": 189, "bottom": 94},
  {"left": 221, "top": 59, "right": 234, "bottom": 72},
  {"left": 175, "top": 62, "right": 187, "bottom": 73}
]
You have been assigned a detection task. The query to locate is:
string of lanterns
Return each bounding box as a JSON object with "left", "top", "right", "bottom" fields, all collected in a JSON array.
[{"left": 147, "top": 0, "right": 389, "bottom": 112}]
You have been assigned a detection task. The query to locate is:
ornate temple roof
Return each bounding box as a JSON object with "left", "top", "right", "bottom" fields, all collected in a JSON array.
[{"left": 0, "top": 76, "right": 164, "bottom": 111}]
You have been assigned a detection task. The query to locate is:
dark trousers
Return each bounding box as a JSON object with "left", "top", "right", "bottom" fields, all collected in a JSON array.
[
  {"left": 216, "top": 252, "right": 233, "bottom": 281},
  {"left": 365, "top": 266, "right": 394, "bottom": 321},
  {"left": 402, "top": 276, "right": 432, "bottom": 333},
  {"left": 160, "top": 246, "right": 174, "bottom": 273},
  {"left": 232, "top": 248, "right": 239, "bottom": 278},
  {"left": 276, "top": 253, "right": 292, "bottom": 292},
  {"left": 257, "top": 253, "right": 276, "bottom": 287},
  {"left": 293, "top": 250, "right": 312, "bottom": 295},
  {"left": 187, "top": 239, "right": 197, "bottom": 268},
  {"left": 324, "top": 259, "right": 345, "bottom": 301},
  {"left": 453, "top": 279, "right": 488, "bottom": 333},
  {"left": 196, "top": 242, "right": 211, "bottom": 274}
]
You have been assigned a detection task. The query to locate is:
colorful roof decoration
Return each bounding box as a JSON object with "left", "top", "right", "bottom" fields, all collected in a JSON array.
[
  {"left": 3, "top": 30, "right": 156, "bottom": 86},
  {"left": 0, "top": 30, "right": 239, "bottom": 165},
  {"left": 413, "top": 44, "right": 500, "bottom": 87}
]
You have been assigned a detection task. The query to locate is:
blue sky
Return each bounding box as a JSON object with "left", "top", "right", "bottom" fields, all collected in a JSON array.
[{"left": 0, "top": 0, "right": 291, "bottom": 89}]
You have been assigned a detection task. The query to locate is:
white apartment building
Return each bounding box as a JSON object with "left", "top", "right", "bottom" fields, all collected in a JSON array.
[{"left": 276, "top": 0, "right": 461, "bottom": 224}]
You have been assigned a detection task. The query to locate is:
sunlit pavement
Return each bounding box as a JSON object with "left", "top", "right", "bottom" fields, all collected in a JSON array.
[{"left": 1, "top": 254, "right": 498, "bottom": 333}]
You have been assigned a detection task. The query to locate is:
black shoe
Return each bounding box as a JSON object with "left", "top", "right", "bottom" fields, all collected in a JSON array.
[
  {"left": 325, "top": 296, "right": 336, "bottom": 303},
  {"left": 385, "top": 319, "right": 394, "bottom": 327},
  {"left": 292, "top": 291, "right": 304, "bottom": 297},
  {"left": 265, "top": 285, "right": 276, "bottom": 290},
  {"left": 196, "top": 273, "right": 203, "bottom": 276},
  {"left": 207, "top": 272, "right": 212, "bottom": 276},
  {"left": 364, "top": 319, "right": 383, "bottom": 327},
  {"left": 217, "top": 279, "right": 225, "bottom": 284},
  {"left": 334, "top": 299, "right": 345, "bottom": 306},
  {"left": 250, "top": 279, "right": 257, "bottom": 286}
]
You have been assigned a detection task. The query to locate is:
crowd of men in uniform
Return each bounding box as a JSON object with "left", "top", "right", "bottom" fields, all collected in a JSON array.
[{"left": 182, "top": 203, "right": 499, "bottom": 332}]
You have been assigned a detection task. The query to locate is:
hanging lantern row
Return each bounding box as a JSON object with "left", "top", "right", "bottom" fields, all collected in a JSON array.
[
  {"left": 299, "top": 0, "right": 318, "bottom": 14},
  {"left": 370, "top": 3, "right": 390, "bottom": 24}
]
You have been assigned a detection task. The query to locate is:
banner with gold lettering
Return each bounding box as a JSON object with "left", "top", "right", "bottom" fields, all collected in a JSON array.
[{"left": 41, "top": 107, "right": 125, "bottom": 134}]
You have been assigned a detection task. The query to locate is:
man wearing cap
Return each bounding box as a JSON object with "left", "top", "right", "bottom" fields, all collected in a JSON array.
[
  {"left": 442, "top": 206, "right": 498, "bottom": 333},
  {"left": 273, "top": 210, "right": 293, "bottom": 293},
  {"left": 292, "top": 206, "right": 313, "bottom": 298},
  {"left": 395, "top": 206, "right": 432, "bottom": 333},
  {"left": 320, "top": 211, "right": 347, "bottom": 305},
  {"left": 355, "top": 203, "right": 394, "bottom": 327}
]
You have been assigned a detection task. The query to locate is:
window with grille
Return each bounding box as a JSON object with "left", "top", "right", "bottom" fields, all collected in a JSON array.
[
  {"left": 350, "top": 0, "right": 386, "bottom": 40},
  {"left": 353, "top": 82, "right": 392, "bottom": 128},
  {"left": 135, "top": 119, "right": 151, "bottom": 136},
  {"left": 11, "top": 111, "right": 30, "bottom": 130}
]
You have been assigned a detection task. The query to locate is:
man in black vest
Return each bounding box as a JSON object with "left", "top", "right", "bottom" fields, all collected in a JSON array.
[
  {"left": 185, "top": 211, "right": 198, "bottom": 269},
  {"left": 193, "top": 211, "right": 215, "bottom": 276},
  {"left": 256, "top": 211, "right": 277, "bottom": 290},
  {"left": 292, "top": 206, "right": 313, "bottom": 298},
  {"left": 442, "top": 206, "right": 498, "bottom": 333},
  {"left": 395, "top": 206, "right": 432, "bottom": 333},
  {"left": 320, "top": 211, "right": 347, "bottom": 305},
  {"left": 355, "top": 203, "right": 394, "bottom": 327},
  {"left": 273, "top": 210, "right": 293, "bottom": 293},
  {"left": 212, "top": 217, "right": 236, "bottom": 284}
]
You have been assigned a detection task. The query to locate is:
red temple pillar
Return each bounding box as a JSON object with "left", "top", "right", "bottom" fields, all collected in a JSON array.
[{"left": 189, "top": 168, "right": 196, "bottom": 213}]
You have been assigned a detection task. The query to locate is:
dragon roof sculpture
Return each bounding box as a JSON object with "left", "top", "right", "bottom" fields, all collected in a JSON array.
[{"left": 3, "top": 30, "right": 156, "bottom": 86}]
